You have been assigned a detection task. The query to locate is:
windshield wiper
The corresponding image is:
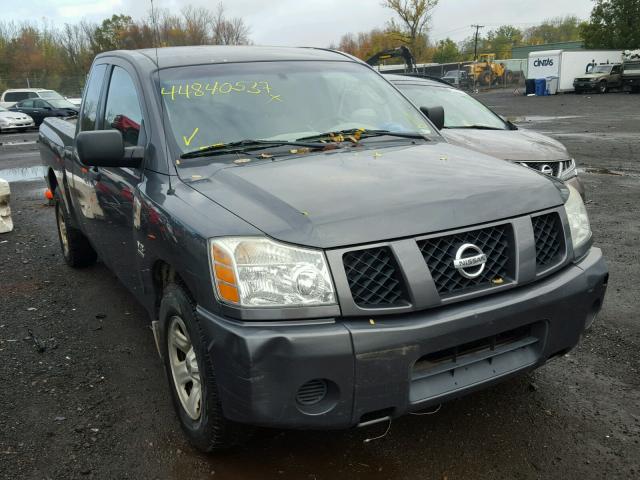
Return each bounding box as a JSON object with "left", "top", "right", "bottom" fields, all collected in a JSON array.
[
  {"left": 180, "top": 139, "right": 327, "bottom": 159},
  {"left": 297, "top": 129, "right": 426, "bottom": 142},
  {"left": 443, "top": 125, "right": 505, "bottom": 131}
]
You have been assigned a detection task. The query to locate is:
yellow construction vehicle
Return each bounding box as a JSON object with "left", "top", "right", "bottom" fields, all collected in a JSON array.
[{"left": 468, "top": 54, "right": 512, "bottom": 86}]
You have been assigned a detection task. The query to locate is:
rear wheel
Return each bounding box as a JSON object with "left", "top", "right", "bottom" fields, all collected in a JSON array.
[
  {"left": 479, "top": 70, "right": 492, "bottom": 86},
  {"left": 598, "top": 81, "right": 608, "bottom": 94},
  {"left": 54, "top": 189, "right": 97, "bottom": 268},
  {"left": 160, "top": 283, "right": 250, "bottom": 451}
]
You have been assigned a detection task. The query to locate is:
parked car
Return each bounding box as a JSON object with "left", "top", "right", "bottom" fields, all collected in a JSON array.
[
  {"left": 40, "top": 46, "right": 607, "bottom": 452},
  {"left": 65, "top": 97, "right": 83, "bottom": 107},
  {"left": 387, "top": 75, "right": 585, "bottom": 198},
  {"left": 10, "top": 98, "right": 78, "bottom": 126},
  {"left": 0, "top": 105, "right": 35, "bottom": 132},
  {"left": 573, "top": 63, "right": 623, "bottom": 94},
  {"left": 441, "top": 69, "right": 470, "bottom": 88},
  {"left": 0, "top": 88, "right": 68, "bottom": 108}
]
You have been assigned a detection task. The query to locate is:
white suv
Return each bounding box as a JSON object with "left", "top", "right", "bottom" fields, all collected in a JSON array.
[{"left": 0, "top": 89, "right": 66, "bottom": 108}]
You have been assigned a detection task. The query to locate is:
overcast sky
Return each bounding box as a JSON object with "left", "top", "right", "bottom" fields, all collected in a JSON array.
[{"left": 6, "top": 0, "right": 594, "bottom": 45}]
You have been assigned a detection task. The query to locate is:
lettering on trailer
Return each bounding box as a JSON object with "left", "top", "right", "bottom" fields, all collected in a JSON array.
[{"left": 533, "top": 58, "right": 554, "bottom": 67}]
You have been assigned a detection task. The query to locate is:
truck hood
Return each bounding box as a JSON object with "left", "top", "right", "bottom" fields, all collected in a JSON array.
[
  {"left": 577, "top": 73, "right": 606, "bottom": 79},
  {"left": 185, "top": 143, "right": 564, "bottom": 249},
  {"left": 441, "top": 128, "right": 570, "bottom": 162}
]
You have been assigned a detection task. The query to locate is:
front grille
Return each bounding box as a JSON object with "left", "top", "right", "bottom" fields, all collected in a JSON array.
[
  {"left": 343, "top": 247, "right": 407, "bottom": 307},
  {"left": 417, "top": 224, "right": 512, "bottom": 296},
  {"left": 519, "top": 161, "right": 561, "bottom": 177},
  {"left": 532, "top": 213, "right": 564, "bottom": 269}
]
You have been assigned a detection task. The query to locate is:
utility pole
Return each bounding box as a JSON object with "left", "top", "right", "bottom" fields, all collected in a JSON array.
[{"left": 471, "top": 24, "right": 484, "bottom": 61}]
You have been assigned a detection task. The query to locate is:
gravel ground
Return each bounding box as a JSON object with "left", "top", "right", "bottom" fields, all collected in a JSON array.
[{"left": 0, "top": 90, "right": 639, "bottom": 480}]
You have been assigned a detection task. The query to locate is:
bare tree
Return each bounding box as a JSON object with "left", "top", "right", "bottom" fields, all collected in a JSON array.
[
  {"left": 181, "top": 5, "right": 213, "bottom": 45},
  {"left": 383, "top": 0, "right": 438, "bottom": 44},
  {"left": 211, "top": 4, "right": 250, "bottom": 45}
]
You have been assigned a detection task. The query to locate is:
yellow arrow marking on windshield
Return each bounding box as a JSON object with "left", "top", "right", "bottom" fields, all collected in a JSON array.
[{"left": 183, "top": 127, "right": 199, "bottom": 147}]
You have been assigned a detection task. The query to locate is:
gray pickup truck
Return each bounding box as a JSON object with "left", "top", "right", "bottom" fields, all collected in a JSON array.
[{"left": 39, "top": 46, "right": 608, "bottom": 452}]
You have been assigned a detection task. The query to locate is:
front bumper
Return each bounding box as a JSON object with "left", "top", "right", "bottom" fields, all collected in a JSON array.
[
  {"left": 0, "top": 121, "right": 35, "bottom": 130},
  {"left": 574, "top": 81, "right": 598, "bottom": 90},
  {"left": 199, "top": 247, "right": 607, "bottom": 429},
  {"left": 565, "top": 175, "right": 586, "bottom": 199}
]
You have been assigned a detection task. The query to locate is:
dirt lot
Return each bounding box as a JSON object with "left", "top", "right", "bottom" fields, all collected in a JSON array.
[{"left": 1, "top": 91, "right": 639, "bottom": 480}]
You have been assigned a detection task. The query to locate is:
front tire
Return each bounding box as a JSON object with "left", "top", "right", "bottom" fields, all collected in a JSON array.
[
  {"left": 54, "top": 189, "right": 97, "bottom": 268},
  {"left": 598, "top": 81, "right": 608, "bottom": 94},
  {"left": 160, "top": 283, "right": 250, "bottom": 451}
]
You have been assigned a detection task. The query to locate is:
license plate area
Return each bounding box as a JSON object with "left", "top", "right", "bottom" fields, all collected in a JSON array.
[{"left": 409, "top": 321, "right": 546, "bottom": 403}]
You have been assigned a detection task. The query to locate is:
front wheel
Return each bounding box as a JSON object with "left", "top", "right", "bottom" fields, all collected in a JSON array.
[
  {"left": 598, "top": 81, "right": 608, "bottom": 94},
  {"left": 160, "top": 283, "right": 250, "bottom": 451}
]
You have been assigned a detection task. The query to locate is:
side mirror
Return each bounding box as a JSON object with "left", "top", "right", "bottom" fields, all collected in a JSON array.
[
  {"left": 420, "top": 106, "right": 445, "bottom": 130},
  {"left": 76, "top": 130, "right": 143, "bottom": 168}
]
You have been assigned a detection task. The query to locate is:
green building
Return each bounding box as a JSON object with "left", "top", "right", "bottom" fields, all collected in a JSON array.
[{"left": 511, "top": 41, "right": 584, "bottom": 59}]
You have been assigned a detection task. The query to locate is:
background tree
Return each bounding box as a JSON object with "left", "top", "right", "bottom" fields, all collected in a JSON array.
[
  {"left": 382, "top": 0, "right": 438, "bottom": 58},
  {"left": 432, "top": 38, "right": 461, "bottom": 63},
  {"left": 523, "top": 16, "right": 584, "bottom": 44},
  {"left": 581, "top": 0, "right": 640, "bottom": 49}
]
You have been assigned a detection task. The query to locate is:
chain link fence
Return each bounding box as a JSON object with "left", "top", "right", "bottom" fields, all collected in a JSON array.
[{"left": 380, "top": 58, "right": 528, "bottom": 93}]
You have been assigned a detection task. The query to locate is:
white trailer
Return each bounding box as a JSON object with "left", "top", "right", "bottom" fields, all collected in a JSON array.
[{"left": 527, "top": 49, "right": 623, "bottom": 93}]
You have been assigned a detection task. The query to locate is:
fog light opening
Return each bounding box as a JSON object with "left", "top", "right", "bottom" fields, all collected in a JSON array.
[{"left": 295, "top": 379, "right": 339, "bottom": 415}]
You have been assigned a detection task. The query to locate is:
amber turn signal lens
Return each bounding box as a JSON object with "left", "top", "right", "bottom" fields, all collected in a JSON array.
[
  {"left": 211, "top": 243, "right": 239, "bottom": 304},
  {"left": 45, "top": 189, "right": 54, "bottom": 200}
]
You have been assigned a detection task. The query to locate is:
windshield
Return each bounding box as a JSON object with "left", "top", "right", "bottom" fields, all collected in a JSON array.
[
  {"left": 47, "top": 99, "right": 76, "bottom": 109},
  {"left": 159, "top": 61, "right": 434, "bottom": 157},
  {"left": 39, "top": 90, "right": 64, "bottom": 100},
  {"left": 591, "top": 65, "right": 612, "bottom": 74},
  {"left": 397, "top": 84, "right": 507, "bottom": 130}
]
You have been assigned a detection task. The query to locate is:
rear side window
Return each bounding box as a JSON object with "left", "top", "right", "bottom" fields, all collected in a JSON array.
[
  {"left": 5, "top": 92, "right": 29, "bottom": 102},
  {"left": 103, "top": 66, "right": 144, "bottom": 147},
  {"left": 80, "top": 64, "right": 107, "bottom": 131},
  {"left": 19, "top": 100, "right": 34, "bottom": 108},
  {"left": 34, "top": 100, "right": 47, "bottom": 108}
]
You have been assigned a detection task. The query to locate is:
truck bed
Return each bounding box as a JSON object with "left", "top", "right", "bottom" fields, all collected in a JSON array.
[{"left": 39, "top": 117, "right": 77, "bottom": 190}]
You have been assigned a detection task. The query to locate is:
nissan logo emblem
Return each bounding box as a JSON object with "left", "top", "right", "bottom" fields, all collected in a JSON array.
[
  {"left": 540, "top": 164, "right": 554, "bottom": 175},
  {"left": 453, "top": 243, "right": 487, "bottom": 279}
]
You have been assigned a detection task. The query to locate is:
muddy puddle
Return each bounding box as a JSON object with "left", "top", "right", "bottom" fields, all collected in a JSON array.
[
  {"left": 508, "top": 115, "right": 582, "bottom": 122},
  {"left": 0, "top": 166, "right": 47, "bottom": 182}
]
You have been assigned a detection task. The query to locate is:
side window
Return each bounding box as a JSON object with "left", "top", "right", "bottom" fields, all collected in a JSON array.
[
  {"left": 103, "top": 66, "right": 144, "bottom": 147},
  {"left": 20, "top": 100, "right": 34, "bottom": 108},
  {"left": 80, "top": 64, "right": 107, "bottom": 132},
  {"left": 612, "top": 66, "right": 621, "bottom": 74},
  {"left": 6, "top": 92, "right": 28, "bottom": 102},
  {"left": 34, "top": 100, "right": 47, "bottom": 109}
]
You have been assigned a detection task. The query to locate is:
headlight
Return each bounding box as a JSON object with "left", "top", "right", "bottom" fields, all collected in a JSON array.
[
  {"left": 0, "top": 118, "right": 8, "bottom": 125},
  {"left": 564, "top": 184, "right": 591, "bottom": 250},
  {"left": 210, "top": 237, "right": 336, "bottom": 307},
  {"left": 560, "top": 158, "right": 577, "bottom": 180}
]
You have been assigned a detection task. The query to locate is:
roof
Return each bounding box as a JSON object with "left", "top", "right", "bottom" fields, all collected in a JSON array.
[
  {"left": 3, "top": 88, "right": 56, "bottom": 92},
  {"left": 512, "top": 41, "right": 584, "bottom": 59},
  {"left": 98, "top": 46, "right": 355, "bottom": 70},
  {"left": 384, "top": 74, "right": 450, "bottom": 87}
]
